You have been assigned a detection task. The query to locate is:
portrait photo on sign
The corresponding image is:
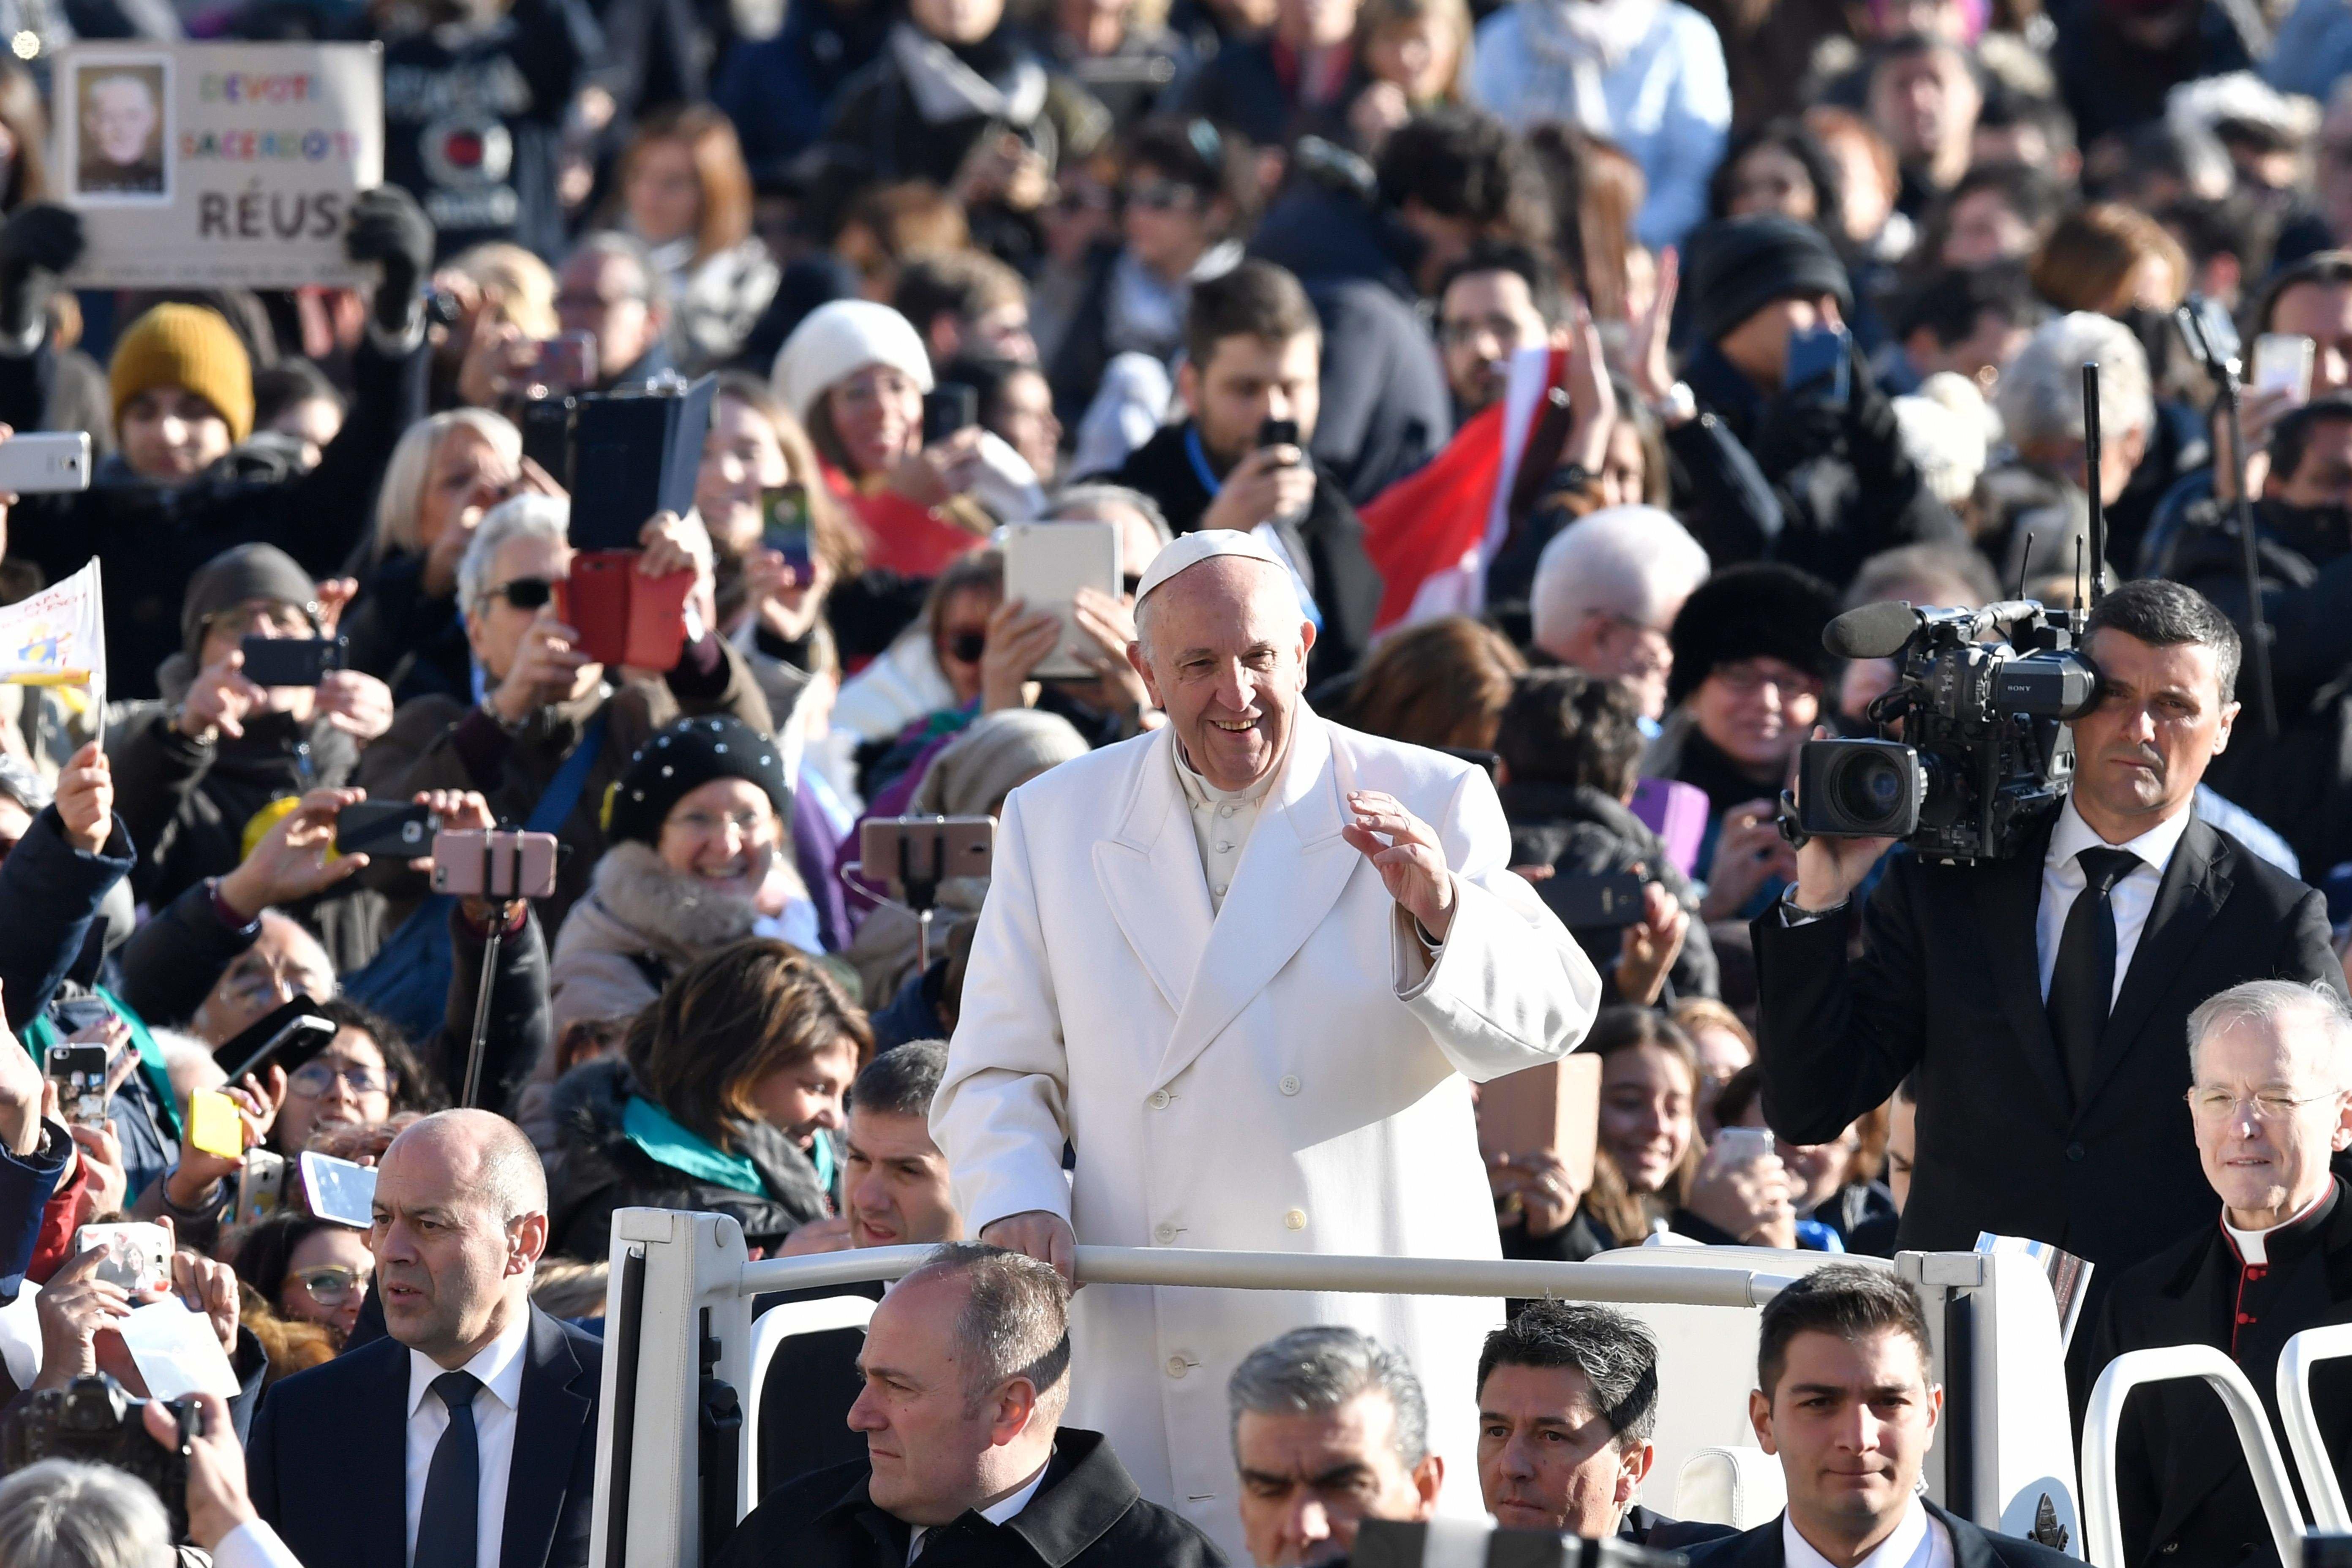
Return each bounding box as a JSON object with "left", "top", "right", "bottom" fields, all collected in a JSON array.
[{"left": 71, "top": 57, "right": 170, "bottom": 203}]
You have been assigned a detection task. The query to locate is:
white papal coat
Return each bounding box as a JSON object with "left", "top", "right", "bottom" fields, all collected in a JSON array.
[{"left": 932, "top": 705, "right": 1604, "bottom": 1557}]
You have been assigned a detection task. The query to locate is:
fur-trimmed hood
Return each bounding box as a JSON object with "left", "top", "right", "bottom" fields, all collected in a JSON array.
[{"left": 547, "top": 841, "right": 768, "bottom": 1036}]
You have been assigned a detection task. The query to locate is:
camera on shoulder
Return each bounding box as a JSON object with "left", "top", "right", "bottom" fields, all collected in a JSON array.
[
  {"left": 1791, "top": 598, "right": 2099, "bottom": 863},
  {"left": 0, "top": 1373, "right": 198, "bottom": 1539}
]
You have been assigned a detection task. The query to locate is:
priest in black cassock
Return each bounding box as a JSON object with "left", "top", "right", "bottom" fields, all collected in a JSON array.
[{"left": 2082, "top": 977, "right": 2352, "bottom": 1568}]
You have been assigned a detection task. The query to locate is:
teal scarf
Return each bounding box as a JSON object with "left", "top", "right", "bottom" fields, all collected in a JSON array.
[{"left": 621, "top": 1095, "right": 770, "bottom": 1196}]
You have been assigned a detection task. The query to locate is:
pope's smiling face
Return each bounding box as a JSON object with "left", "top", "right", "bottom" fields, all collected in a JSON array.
[{"left": 1130, "top": 557, "right": 1315, "bottom": 792}]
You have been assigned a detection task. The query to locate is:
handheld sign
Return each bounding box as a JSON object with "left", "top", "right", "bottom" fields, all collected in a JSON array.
[{"left": 55, "top": 41, "right": 384, "bottom": 288}]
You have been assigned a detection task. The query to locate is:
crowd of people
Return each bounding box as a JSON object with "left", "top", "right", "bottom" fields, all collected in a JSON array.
[{"left": 0, "top": 0, "right": 2347, "bottom": 1553}]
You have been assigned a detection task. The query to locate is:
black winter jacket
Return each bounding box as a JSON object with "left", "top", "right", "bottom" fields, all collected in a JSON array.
[{"left": 1502, "top": 779, "right": 1719, "bottom": 1003}]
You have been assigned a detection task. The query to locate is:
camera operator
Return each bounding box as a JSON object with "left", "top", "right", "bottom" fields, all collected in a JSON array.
[{"left": 1753, "top": 579, "right": 2344, "bottom": 1299}]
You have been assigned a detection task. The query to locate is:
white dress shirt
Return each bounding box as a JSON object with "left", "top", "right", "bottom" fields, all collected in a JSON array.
[
  {"left": 212, "top": 1520, "right": 308, "bottom": 1568},
  {"left": 1781, "top": 1500, "right": 1953, "bottom": 1568},
  {"left": 906, "top": 1458, "right": 1052, "bottom": 1563},
  {"left": 2035, "top": 798, "right": 2194, "bottom": 1006},
  {"left": 1173, "top": 742, "right": 1278, "bottom": 915},
  {"left": 404, "top": 1309, "right": 532, "bottom": 1568}
]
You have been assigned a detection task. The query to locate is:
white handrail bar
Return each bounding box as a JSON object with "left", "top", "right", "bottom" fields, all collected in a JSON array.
[
  {"left": 2082, "top": 1344, "right": 2304, "bottom": 1567},
  {"left": 738, "top": 1244, "right": 1807, "bottom": 1307},
  {"left": 2279, "top": 1323, "right": 2352, "bottom": 1532}
]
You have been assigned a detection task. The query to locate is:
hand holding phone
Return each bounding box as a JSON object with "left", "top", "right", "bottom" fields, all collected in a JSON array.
[
  {"left": 45, "top": 1042, "right": 112, "bottom": 1128},
  {"left": 0, "top": 431, "right": 91, "bottom": 493},
  {"left": 1002, "top": 522, "right": 1120, "bottom": 681},
  {"left": 299, "top": 1151, "right": 379, "bottom": 1228},
  {"left": 762, "top": 485, "right": 814, "bottom": 575},
  {"left": 430, "top": 829, "right": 560, "bottom": 898},
  {"left": 238, "top": 636, "right": 346, "bottom": 689},
  {"left": 334, "top": 800, "right": 437, "bottom": 857},
  {"left": 2254, "top": 332, "right": 2317, "bottom": 404}
]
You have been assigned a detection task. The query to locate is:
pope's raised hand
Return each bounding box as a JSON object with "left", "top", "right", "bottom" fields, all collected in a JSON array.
[{"left": 1343, "top": 790, "right": 1456, "bottom": 941}]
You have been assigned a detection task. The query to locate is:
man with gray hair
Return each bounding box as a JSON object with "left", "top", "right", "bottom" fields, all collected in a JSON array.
[
  {"left": 1528, "top": 506, "right": 1710, "bottom": 722},
  {"left": 248, "top": 1110, "right": 604, "bottom": 1568},
  {"left": 2082, "top": 978, "right": 2352, "bottom": 1567},
  {"left": 720, "top": 1243, "right": 1224, "bottom": 1568},
  {"left": 1228, "top": 1326, "right": 1441, "bottom": 1566},
  {"left": 361, "top": 489, "right": 772, "bottom": 928},
  {"left": 1988, "top": 310, "right": 2153, "bottom": 585},
  {"left": 555, "top": 231, "right": 675, "bottom": 389}
]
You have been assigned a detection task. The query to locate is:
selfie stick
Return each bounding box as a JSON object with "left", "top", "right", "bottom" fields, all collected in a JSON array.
[
  {"left": 2171, "top": 305, "right": 2280, "bottom": 739},
  {"left": 2082, "top": 363, "right": 2107, "bottom": 614},
  {"left": 459, "top": 900, "right": 521, "bottom": 1109}
]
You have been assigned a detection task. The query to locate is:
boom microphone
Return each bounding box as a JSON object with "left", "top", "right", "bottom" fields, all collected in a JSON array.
[{"left": 1823, "top": 601, "right": 1925, "bottom": 660}]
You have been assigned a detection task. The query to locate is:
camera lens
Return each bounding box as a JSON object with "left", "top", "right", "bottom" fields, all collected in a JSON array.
[{"left": 1832, "top": 751, "right": 1907, "bottom": 828}]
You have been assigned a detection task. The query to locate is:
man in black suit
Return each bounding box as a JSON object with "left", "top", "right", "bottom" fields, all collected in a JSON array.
[
  {"left": 719, "top": 1242, "right": 1224, "bottom": 1568},
  {"left": 1474, "top": 1301, "right": 1734, "bottom": 1552},
  {"left": 248, "top": 1110, "right": 601, "bottom": 1568},
  {"left": 1753, "top": 579, "right": 2345, "bottom": 1281},
  {"left": 1684, "top": 1266, "right": 2074, "bottom": 1568},
  {"left": 2084, "top": 978, "right": 2352, "bottom": 1567}
]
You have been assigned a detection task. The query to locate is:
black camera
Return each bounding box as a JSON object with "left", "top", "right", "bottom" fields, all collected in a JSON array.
[
  {"left": 1791, "top": 598, "right": 2099, "bottom": 863},
  {"left": 0, "top": 1375, "right": 196, "bottom": 1539}
]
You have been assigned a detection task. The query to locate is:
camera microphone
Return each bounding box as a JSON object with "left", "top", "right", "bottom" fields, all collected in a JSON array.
[{"left": 1822, "top": 601, "right": 1924, "bottom": 660}]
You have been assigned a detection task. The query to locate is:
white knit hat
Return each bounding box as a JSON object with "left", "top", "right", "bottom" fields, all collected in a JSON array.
[{"left": 770, "top": 299, "right": 936, "bottom": 424}]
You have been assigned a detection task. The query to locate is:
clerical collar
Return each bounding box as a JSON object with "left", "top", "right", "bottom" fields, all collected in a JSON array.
[
  {"left": 2224, "top": 1179, "right": 2341, "bottom": 1266},
  {"left": 1173, "top": 735, "right": 1281, "bottom": 808}
]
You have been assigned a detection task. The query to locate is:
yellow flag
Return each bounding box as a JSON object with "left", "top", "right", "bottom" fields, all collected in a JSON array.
[{"left": 0, "top": 559, "right": 105, "bottom": 714}]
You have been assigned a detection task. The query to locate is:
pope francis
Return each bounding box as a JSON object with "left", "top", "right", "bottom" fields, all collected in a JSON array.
[{"left": 932, "top": 530, "right": 1604, "bottom": 1556}]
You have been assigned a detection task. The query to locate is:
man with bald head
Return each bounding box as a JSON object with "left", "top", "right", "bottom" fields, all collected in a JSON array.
[
  {"left": 935, "top": 531, "right": 1601, "bottom": 1554},
  {"left": 247, "top": 1110, "right": 603, "bottom": 1568}
]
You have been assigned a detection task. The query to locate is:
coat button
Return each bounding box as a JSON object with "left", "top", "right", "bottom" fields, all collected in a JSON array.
[
  {"left": 1149, "top": 1090, "right": 1171, "bottom": 1110},
  {"left": 1279, "top": 1075, "right": 1301, "bottom": 1096},
  {"left": 2066, "top": 1142, "right": 2086, "bottom": 1161},
  {"left": 1166, "top": 1356, "right": 1189, "bottom": 1379},
  {"left": 1285, "top": 1209, "right": 1307, "bottom": 1230},
  {"left": 1155, "top": 1222, "right": 1178, "bottom": 1243}
]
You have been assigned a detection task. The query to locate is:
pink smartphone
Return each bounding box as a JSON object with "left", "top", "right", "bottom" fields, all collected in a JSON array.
[{"left": 430, "top": 829, "right": 560, "bottom": 898}]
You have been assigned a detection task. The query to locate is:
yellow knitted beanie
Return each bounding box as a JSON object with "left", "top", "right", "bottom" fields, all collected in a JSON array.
[{"left": 109, "top": 304, "right": 254, "bottom": 444}]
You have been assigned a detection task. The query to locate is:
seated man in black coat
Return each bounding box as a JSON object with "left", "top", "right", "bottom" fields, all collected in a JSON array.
[
  {"left": 1090, "top": 260, "right": 1382, "bottom": 686},
  {"left": 1475, "top": 1301, "right": 1733, "bottom": 1551},
  {"left": 1684, "top": 1266, "right": 2074, "bottom": 1568},
  {"left": 2082, "top": 977, "right": 2352, "bottom": 1568},
  {"left": 248, "top": 1110, "right": 602, "bottom": 1568},
  {"left": 719, "top": 1242, "right": 1224, "bottom": 1568}
]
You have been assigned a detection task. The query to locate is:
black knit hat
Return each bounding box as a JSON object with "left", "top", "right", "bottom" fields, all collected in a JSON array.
[
  {"left": 601, "top": 716, "right": 793, "bottom": 847},
  {"left": 182, "top": 543, "right": 318, "bottom": 659},
  {"left": 1686, "top": 215, "right": 1854, "bottom": 348},
  {"left": 1666, "top": 564, "right": 1841, "bottom": 709}
]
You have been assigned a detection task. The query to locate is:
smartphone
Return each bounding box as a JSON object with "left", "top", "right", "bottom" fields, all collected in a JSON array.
[
  {"left": 45, "top": 1043, "right": 110, "bottom": 1127},
  {"left": 859, "top": 816, "right": 994, "bottom": 887},
  {"left": 553, "top": 549, "right": 693, "bottom": 670},
  {"left": 334, "top": 800, "right": 436, "bottom": 857},
  {"left": 1712, "top": 1125, "right": 1778, "bottom": 1167},
  {"left": 299, "top": 1151, "right": 378, "bottom": 1229},
  {"left": 430, "top": 828, "right": 561, "bottom": 898},
  {"left": 762, "top": 485, "right": 813, "bottom": 574},
  {"left": 0, "top": 431, "right": 92, "bottom": 493},
  {"left": 1002, "top": 521, "right": 1119, "bottom": 681},
  {"left": 532, "top": 330, "right": 598, "bottom": 396},
  {"left": 75, "top": 1222, "right": 171, "bottom": 1295},
  {"left": 922, "top": 384, "right": 979, "bottom": 445},
  {"left": 235, "top": 1148, "right": 287, "bottom": 1225},
  {"left": 212, "top": 996, "right": 337, "bottom": 1082},
  {"left": 1258, "top": 417, "right": 1300, "bottom": 455},
  {"left": 1544, "top": 870, "right": 1648, "bottom": 929},
  {"left": 185, "top": 1088, "right": 245, "bottom": 1161},
  {"left": 239, "top": 636, "right": 346, "bottom": 688},
  {"left": 1783, "top": 324, "right": 1853, "bottom": 407},
  {"left": 2254, "top": 332, "right": 2317, "bottom": 403}
]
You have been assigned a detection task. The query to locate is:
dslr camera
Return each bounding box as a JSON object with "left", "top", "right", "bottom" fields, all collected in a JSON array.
[
  {"left": 1791, "top": 599, "right": 2099, "bottom": 863},
  {"left": 1, "top": 1375, "right": 197, "bottom": 1539}
]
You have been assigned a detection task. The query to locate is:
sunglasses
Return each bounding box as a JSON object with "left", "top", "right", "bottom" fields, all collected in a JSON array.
[
  {"left": 947, "top": 631, "right": 988, "bottom": 664},
  {"left": 1127, "top": 179, "right": 1201, "bottom": 212},
  {"left": 490, "top": 577, "right": 558, "bottom": 611}
]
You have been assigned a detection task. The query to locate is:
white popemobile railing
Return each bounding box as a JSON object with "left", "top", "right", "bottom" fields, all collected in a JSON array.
[
  {"left": 591, "top": 1211, "right": 2098, "bottom": 1568},
  {"left": 2279, "top": 1322, "right": 2352, "bottom": 1533},
  {"left": 2079, "top": 1345, "right": 2306, "bottom": 1566}
]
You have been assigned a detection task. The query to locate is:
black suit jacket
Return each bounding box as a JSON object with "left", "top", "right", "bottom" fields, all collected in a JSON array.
[
  {"left": 1680, "top": 1503, "right": 2075, "bottom": 1568},
  {"left": 247, "top": 1305, "right": 602, "bottom": 1568},
  {"left": 2080, "top": 1179, "right": 2352, "bottom": 1567},
  {"left": 1752, "top": 811, "right": 2342, "bottom": 1271},
  {"left": 716, "top": 1426, "right": 1226, "bottom": 1568}
]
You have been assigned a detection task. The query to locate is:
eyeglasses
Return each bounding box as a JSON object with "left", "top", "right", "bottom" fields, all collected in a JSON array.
[
  {"left": 291, "top": 1264, "right": 370, "bottom": 1304},
  {"left": 288, "top": 1062, "right": 394, "bottom": 1098},
  {"left": 2186, "top": 1087, "right": 2345, "bottom": 1122},
  {"left": 489, "top": 577, "right": 557, "bottom": 612}
]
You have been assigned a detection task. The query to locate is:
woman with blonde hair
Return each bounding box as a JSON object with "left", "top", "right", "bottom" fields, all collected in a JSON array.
[
  {"left": 1350, "top": 0, "right": 1475, "bottom": 148},
  {"left": 439, "top": 242, "right": 560, "bottom": 411},
  {"left": 606, "top": 105, "right": 780, "bottom": 370},
  {"left": 343, "top": 408, "right": 525, "bottom": 702}
]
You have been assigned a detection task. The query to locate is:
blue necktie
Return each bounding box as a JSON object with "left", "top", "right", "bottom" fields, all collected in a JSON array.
[{"left": 417, "top": 1370, "right": 483, "bottom": 1568}]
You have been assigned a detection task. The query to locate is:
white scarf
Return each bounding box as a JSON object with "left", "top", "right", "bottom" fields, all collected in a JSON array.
[
  {"left": 1516, "top": 0, "right": 1663, "bottom": 132},
  {"left": 889, "top": 20, "right": 1050, "bottom": 128}
]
